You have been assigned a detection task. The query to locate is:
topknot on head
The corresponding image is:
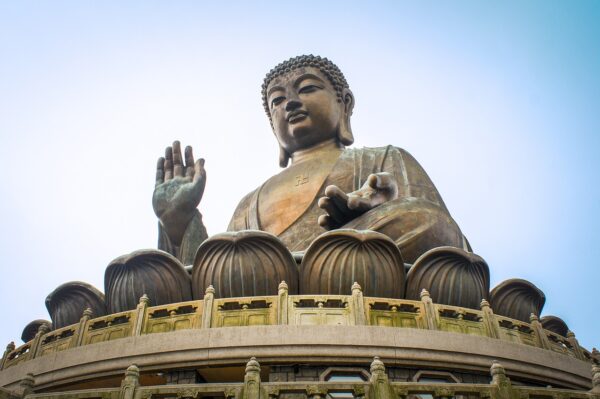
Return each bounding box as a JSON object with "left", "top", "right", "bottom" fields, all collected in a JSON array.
[{"left": 261, "top": 55, "right": 350, "bottom": 124}]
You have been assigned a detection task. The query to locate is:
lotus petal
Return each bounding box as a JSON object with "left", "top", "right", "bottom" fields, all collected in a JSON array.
[
  {"left": 300, "top": 229, "right": 405, "bottom": 298},
  {"left": 192, "top": 230, "right": 298, "bottom": 298},
  {"left": 405, "top": 246, "right": 489, "bottom": 309},
  {"left": 45, "top": 282, "right": 106, "bottom": 329},
  {"left": 21, "top": 320, "right": 52, "bottom": 343},
  {"left": 105, "top": 249, "right": 191, "bottom": 313},
  {"left": 490, "top": 278, "right": 545, "bottom": 322},
  {"left": 541, "top": 315, "right": 569, "bottom": 337}
]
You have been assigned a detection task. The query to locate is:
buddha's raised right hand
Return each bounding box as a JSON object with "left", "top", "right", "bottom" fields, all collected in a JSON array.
[{"left": 152, "top": 141, "right": 206, "bottom": 245}]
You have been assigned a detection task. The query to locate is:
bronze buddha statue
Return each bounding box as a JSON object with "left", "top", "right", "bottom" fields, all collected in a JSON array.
[{"left": 152, "top": 55, "right": 468, "bottom": 266}]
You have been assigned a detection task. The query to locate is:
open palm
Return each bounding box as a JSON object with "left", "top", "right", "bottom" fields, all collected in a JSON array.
[{"left": 152, "top": 141, "right": 206, "bottom": 245}]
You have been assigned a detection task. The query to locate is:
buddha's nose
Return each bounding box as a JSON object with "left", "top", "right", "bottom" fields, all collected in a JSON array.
[{"left": 285, "top": 95, "right": 302, "bottom": 111}]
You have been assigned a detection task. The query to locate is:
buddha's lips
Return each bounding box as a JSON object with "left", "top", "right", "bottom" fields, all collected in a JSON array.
[{"left": 287, "top": 111, "right": 308, "bottom": 124}]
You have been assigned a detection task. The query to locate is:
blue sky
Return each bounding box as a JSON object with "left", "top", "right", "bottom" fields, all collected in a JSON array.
[{"left": 0, "top": 1, "right": 598, "bottom": 351}]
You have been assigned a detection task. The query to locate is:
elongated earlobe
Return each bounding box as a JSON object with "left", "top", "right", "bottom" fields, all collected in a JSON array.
[
  {"left": 338, "top": 89, "right": 355, "bottom": 146},
  {"left": 279, "top": 146, "right": 290, "bottom": 168}
]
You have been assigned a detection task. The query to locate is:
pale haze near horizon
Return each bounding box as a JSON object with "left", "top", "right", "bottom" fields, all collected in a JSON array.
[{"left": 0, "top": 1, "right": 599, "bottom": 351}]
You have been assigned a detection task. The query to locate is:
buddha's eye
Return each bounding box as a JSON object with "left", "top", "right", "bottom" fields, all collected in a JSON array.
[
  {"left": 271, "top": 96, "right": 285, "bottom": 108},
  {"left": 299, "top": 84, "right": 321, "bottom": 94}
]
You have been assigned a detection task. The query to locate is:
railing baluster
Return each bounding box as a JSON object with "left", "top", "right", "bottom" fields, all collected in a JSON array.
[
  {"left": 351, "top": 282, "right": 367, "bottom": 325},
  {"left": 202, "top": 285, "right": 215, "bottom": 329},
  {"left": 277, "top": 281, "right": 288, "bottom": 325},
  {"left": 420, "top": 290, "right": 439, "bottom": 330},
  {"left": 133, "top": 294, "right": 149, "bottom": 336},
  {"left": 480, "top": 299, "right": 501, "bottom": 339},
  {"left": 119, "top": 365, "right": 140, "bottom": 399}
]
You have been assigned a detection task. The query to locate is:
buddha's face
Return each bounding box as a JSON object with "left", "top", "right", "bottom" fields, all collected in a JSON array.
[{"left": 267, "top": 67, "right": 344, "bottom": 155}]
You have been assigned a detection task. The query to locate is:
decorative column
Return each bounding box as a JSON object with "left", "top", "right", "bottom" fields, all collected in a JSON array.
[
  {"left": 201, "top": 285, "right": 215, "bottom": 329},
  {"left": 133, "top": 294, "right": 149, "bottom": 336},
  {"left": 73, "top": 307, "right": 93, "bottom": 347},
  {"left": 30, "top": 323, "right": 51, "bottom": 358},
  {"left": 369, "top": 357, "right": 394, "bottom": 399},
  {"left": 277, "top": 281, "right": 289, "bottom": 325},
  {"left": 566, "top": 330, "right": 585, "bottom": 360},
  {"left": 0, "top": 342, "right": 13, "bottom": 370},
  {"left": 420, "top": 289, "right": 438, "bottom": 330},
  {"left": 479, "top": 299, "right": 501, "bottom": 339},
  {"left": 529, "top": 314, "right": 550, "bottom": 350},
  {"left": 490, "top": 361, "right": 513, "bottom": 399},
  {"left": 119, "top": 364, "right": 140, "bottom": 399},
  {"left": 241, "top": 357, "right": 263, "bottom": 399},
  {"left": 351, "top": 282, "right": 367, "bottom": 326}
]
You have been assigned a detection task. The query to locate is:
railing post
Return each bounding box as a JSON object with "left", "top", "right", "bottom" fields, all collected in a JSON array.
[
  {"left": 490, "top": 361, "right": 513, "bottom": 399},
  {"left": 19, "top": 373, "right": 35, "bottom": 397},
  {"left": 566, "top": 330, "right": 585, "bottom": 360},
  {"left": 73, "top": 307, "right": 93, "bottom": 347},
  {"left": 1, "top": 342, "right": 15, "bottom": 370},
  {"left": 133, "top": 294, "right": 149, "bottom": 336},
  {"left": 202, "top": 285, "right": 215, "bottom": 329},
  {"left": 369, "top": 357, "right": 393, "bottom": 399},
  {"left": 591, "top": 364, "right": 600, "bottom": 394},
  {"left": 277, "top": 281, "right": 289, "bottom": 325},
  {"left": 529, "top": 314, "right": 550, "bottom": 350},
  {"left": 30, "top": 323, "right": 51, "bottom": 357},
  {"left": 479, "top": 299, "right": 501, "bottom": 339},
  {"left": 351, "top": 282, "right": 367, "bottom": 326},
  {"left": 240, "top": 357, "right": 263, "bottom": 399},
  {"left": 119, "top": 364, "right": 140, "bottom": 399},
  {"left": 420, "top": 289, "right": 438, "bottom": 330}
]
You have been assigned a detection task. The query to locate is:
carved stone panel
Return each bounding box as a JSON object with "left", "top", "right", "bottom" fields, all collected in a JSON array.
[
  {"left": 105, "top": 249, "right": 192, "bottom": 313},
  {"left": 300, "top": 229, "right": 405, "bottom": 298},
  {"left": 192, "top": 230, "right": 298, "bottom": 299},
  {"left": 490, "top": 279, "right": 546, "bottom": 322},
  {"left": 45, "top": 281, "right": 106, "bottom": 329},
  {"left": 405, "top": 246, "right": 489, "bottom": 309}
]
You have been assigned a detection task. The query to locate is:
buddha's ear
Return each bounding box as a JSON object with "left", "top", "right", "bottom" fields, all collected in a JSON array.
[
  {"left": 338, "top": 88, "right": 354, "bottom": 146},
  {"left": 279, "top": 146, "right": 290, "bottom": 168}
]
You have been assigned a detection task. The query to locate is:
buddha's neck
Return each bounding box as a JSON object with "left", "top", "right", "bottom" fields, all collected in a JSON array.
[{"left": 290, "top": 139, "right": 344, "bottom": 165}]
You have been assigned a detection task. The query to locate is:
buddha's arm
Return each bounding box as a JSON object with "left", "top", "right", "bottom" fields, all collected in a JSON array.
[
  {"left": 318, "top": 146, "right": 454, "bottom": 229},
  {"left": 153, "top": 141, "right": 209, "bottom": 265},
  {"left": 158, "top": 211, "right": 208, "bottom": 265},
  {"left": 227, "top": 189, "right": 258, "bottom": 231},
  {"left": 388, "top": 147, "right": 450, "bottom": 212}
]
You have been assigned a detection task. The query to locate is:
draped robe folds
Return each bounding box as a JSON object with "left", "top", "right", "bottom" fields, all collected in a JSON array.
[{"left": 227, "top": 146, "right": 466, "bottom": 264}]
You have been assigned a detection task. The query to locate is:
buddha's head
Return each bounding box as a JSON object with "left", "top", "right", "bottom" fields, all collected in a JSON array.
[{"left": 262, "top": 55, "right": 355, "bottom": 167}]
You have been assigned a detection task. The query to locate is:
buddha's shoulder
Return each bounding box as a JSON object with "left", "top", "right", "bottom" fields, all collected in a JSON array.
[{"left": 341, "top": 145, "right": 413, "bottom": 159}]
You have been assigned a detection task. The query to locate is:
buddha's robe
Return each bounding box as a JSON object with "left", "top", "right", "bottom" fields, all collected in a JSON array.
[{"left": 228, "top": 146, "right": 466, "bottom": 264}]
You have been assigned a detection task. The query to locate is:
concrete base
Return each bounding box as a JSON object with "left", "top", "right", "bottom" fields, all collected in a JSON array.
[{"left": 0, "top": 325, "right": 592, "bottom": 392}]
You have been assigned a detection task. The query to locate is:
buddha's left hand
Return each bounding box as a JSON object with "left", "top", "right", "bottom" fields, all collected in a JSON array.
[{"left": 317, "top": 172, "right": 399, "bottom": 230}]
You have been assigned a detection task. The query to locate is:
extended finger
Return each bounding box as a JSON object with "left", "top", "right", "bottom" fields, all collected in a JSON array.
[
  {"left": 371, "top": 172, "right": 394, "bottom": 189},
  {"left": 192, "top": 158, "right": 206, "bottom": 198},
  {"left": 318, "top": 196, "right": 347, "bottom": 225},
  {"left": 324, "top": 185, "right": 352, "bottom": 215},
  {"left": 184, "top": 146, "right": 195, "bottom": 178},
  {"left": 347, "top": 195, "right": 372, "bottom": 212},
  {"left": 367, "top": 174, "right": 379, "bottom": 189},
  {"left": 164, "top": 146, "right": 173, "bottom": 181},
  {"left": 318, "top": 214, "right": 338, "bottom": 230},
  {"left": 155, "top": 157, "right": 165, "bottom": 186},
  {"left": 172, "top": 141, "right": 184, "bottom": 177}
]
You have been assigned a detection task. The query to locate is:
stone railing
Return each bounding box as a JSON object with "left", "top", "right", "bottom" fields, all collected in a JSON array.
[
  {"left": 1, "top": 283, "right": 593, "bottom": 371},
  {"left": 8, "top": 358, "right": 600, "bottom": 399}
]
